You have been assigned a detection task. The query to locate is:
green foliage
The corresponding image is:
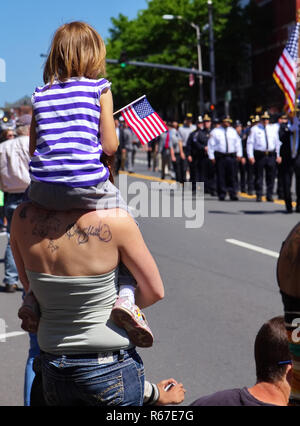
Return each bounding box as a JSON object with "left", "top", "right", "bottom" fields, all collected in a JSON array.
[{"left": 105, "top": 0, "right": 250, "bottom": 119}]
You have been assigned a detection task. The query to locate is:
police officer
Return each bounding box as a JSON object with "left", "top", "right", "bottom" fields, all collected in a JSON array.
[
  {"left": 178, "top": 113, "right": 196, "bottom": 182},
  {"left": 208, "top": 115, "right": 243, "bottom": 201},
  {"left": 247, "top": 111, "right": 282, "bottom": 202},
  {"left": 186, "top": 116, "right": 205, "bottom": 194},
  {"left": 279, "top": 115, "right": 300, "bottom": 213}
]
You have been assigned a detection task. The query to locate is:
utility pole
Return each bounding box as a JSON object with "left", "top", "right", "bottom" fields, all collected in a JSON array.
[
  {"left": 193, "top": 23, "right": 205, "bottom": 115},
  {"left": 208, "top": 0, "right": 217, "bottom": 117}
]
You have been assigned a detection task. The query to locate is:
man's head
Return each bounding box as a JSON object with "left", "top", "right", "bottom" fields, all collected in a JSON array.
[
  {"left": 254, "top": 316, "right": 291, "bottom": 384},
  {"left": 184, "top": 113, "right": 193, "bottom": 126},
  {"left": 16, "top": 114, "right": 32, "bottom": 136},
  {"left": 203, "top": 114, "right": 212, "bottom": 130},
  {"left": 261, "top": 111, "right": 270, "bottom": 126},
  {"left": 221, "top": 116, "right": 231, "bottom": 128},
  {"left": 234, "top": 120, "right": 242, "bottom": 134},
  {"left": 196, "top": 115, "right": 204, "bottom": 129}
]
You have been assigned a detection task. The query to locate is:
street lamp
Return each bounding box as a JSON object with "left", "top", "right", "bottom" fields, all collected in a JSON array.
[
  {"left": 207, "top": 0, "right": 217, "bottom": 117},
  {"left": 162, "top": 14, "right": 205, "bottom": 115}
]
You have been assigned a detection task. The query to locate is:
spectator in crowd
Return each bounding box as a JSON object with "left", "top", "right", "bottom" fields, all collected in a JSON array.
[
  {"left": 0, "top": 128, "right": 15, "bottom": 142},
  {"left": 191, "top": 316, "right": 292, "bottom": 406}
]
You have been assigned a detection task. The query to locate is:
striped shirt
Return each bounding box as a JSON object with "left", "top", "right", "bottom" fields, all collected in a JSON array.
[{"left": 29, "top": 77, "right": 111, "bottom": 187}]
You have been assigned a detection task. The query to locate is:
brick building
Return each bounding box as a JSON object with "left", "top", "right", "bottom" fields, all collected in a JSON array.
[{"left": 249, "top": 0, "right": 300, "bottom": 114}]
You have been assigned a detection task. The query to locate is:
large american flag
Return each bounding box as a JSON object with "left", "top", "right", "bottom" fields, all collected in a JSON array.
[
  {"left": 121, "top": 96, "right": 167, "bottom": 145},
  {"left": 273, "top": 23, "right": 300, "bottom": 112}
]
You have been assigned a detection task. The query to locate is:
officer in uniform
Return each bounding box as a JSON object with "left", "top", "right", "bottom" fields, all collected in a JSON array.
[
  {"left": 279, "top": 115, "right": 300, "bottom": 213},
  {"left": 247, "top": 111, "right": 282, "bottom": 202},
  {"left": 178, "top": 113, "right": 196, "bottom": 182},
  {"left": 186, "top": 116, "right": 205, "bottom": 194},
  {"left": 208, "top": 115, "right": 243, "bottom": 201}
]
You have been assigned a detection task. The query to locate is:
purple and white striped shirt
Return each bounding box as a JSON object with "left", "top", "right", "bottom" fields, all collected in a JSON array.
[{"left": 29, "top": 77, "right": 111, "bottom": 187}]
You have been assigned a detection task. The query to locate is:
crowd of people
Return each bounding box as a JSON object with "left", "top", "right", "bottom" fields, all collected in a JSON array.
[
  {"left": 114, "top": 110, "right": 300, "bottom": 213},
  {"left": 1, "top": 19, "right": 300, "bottom": 408}
]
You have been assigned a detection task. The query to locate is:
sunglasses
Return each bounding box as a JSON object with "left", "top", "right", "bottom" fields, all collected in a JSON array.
[{"left": 278, "top": 360, "right": 292, "bottom": 365}]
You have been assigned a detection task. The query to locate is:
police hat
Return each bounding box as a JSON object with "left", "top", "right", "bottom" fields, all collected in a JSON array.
[
  {"left": 185, "top": 113, "right": 193, "bottom": 120},
  {"left": 197, "top": 115, "right": 204, "bottom": 123},
  {"left": 252, "top": 115, "right": 260, "bottom": 123},
  {"left": 234, "top": 120, "right": 242, "bottom": 127},
  {"left": 221, "top": 115, "right": 232, "bottom": 123},
  {"left": 261, "top": 111, "right": 270, "bottom": 120},
  {"left": 203, "top": 114, "right": 211, "bottom": 122}
]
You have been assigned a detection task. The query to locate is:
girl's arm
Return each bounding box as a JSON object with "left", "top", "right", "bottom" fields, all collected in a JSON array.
[
  {"left": 100, "top": 89, "right": 119, "bottom": 156},
  {"left": 116, "top": 214, "right": 164, "bottom": 309},
  {"left": 29, "top": 115, "right": 37, "bottom": 157}
]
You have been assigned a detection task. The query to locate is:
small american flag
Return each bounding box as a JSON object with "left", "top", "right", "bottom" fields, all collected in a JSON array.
[
  {"left": 273, "top": 23, "right": 300, "bottom": 112},
  {"left": 121, "top": 96, "right": 167, "bottom": 145}
]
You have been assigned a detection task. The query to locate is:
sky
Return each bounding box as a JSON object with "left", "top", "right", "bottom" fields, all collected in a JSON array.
[{"left": 0, "top": 0, "right": 148, "bottom": 106}]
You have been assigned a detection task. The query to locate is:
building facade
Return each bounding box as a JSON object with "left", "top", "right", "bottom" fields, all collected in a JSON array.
[{"left": 250, "top": 0, "right": 300, "bottom": 114}]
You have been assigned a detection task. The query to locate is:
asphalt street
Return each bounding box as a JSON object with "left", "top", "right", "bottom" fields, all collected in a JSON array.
[{"left": 0, "top": 150, "right": 298, "bottom": 406}]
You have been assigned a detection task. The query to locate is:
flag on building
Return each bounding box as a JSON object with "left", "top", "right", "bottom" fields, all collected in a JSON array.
[
  {"left": 273, "top": 22, "right": 300, "bottom": 112},
  {"left": 121, "top": 96, "right": 167, "bottom": 145}
]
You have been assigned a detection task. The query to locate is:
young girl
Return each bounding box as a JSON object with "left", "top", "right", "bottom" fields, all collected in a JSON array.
[{"left": 18, "top": 21, "right": 153, "bottom": 348}]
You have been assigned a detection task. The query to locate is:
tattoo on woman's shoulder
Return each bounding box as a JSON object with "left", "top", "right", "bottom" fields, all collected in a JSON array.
[{"left": 65, "top": 221, "right": 112, "bottom": 244}]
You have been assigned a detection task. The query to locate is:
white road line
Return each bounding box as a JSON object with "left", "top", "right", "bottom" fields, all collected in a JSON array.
[
  {"left": 0, "top": 331, "right": 26, "bottom": 341},
  {"left": 225, "top": 239, "right": 279, "bottom": 258}
]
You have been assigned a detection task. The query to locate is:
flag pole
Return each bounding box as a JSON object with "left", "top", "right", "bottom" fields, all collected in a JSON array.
[{"left": 113, "top": 95, "right": 146, "bottom": 116}]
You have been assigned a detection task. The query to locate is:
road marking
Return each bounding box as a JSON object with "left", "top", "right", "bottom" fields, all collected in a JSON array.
[
  {"left": 225, "top": 238, "right": 279, "bottom": 258},
  {"left": 0, "top": 331, "right": 26, "bottom": 341},
  {"left": 119, "top": 170, "right": 176, "bottom": 184}
]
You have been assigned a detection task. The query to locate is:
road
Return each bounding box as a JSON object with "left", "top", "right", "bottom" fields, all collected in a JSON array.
[{"left": 0, "top": 150, "right": 297, "bottom": 406}]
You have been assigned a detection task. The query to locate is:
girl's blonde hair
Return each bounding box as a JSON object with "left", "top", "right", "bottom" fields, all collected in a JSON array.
[{"left": 43, "top": 21, "right": 106, "bottom": 85}]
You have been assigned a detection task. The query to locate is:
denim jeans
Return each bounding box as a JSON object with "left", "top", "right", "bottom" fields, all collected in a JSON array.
[
  {"left": 40, "top": 348, "right": 144, "bottom": 406},
  {"left": 3, "top": 193, "right": 25, "bottom": 285},
  {"left": 24, "top": 333, "right": 40, "bottom": 406}
]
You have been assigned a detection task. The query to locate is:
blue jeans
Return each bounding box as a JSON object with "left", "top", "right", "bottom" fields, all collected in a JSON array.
[
  {"left": 24, "top": 333, "right": 40, "bottom": 406},
  {"left": 3, "top": 193, "right": 25, "bottom": 285},
  {"left": 40, "top": 349, "right": 144, "bottom": 406}
]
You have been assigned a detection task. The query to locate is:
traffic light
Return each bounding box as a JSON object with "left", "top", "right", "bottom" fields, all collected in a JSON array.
[
  {"left": 209, "top": 104, "right": 215, "bottom": 112},
  {"left": 119, "top": 51, "right": 128, "bottom": 68}
]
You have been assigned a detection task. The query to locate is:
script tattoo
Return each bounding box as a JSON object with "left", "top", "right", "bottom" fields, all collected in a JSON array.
[{"left": 65, "top": 221, "right": 112, "bottom": 244}]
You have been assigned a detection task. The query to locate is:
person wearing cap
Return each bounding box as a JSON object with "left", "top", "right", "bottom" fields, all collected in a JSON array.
[
  {"left": 234, "top": 120, "right": 247, "bottom": 193},
  {"left": 178, "top": 114, "right": 196, "bottom": 182},
  {"left": 278, "top": 114, "right": 300, "bottom": 213},
  {"left": 203, "top": 114, "right": 216, "bottom": 195},
  {"left": 274, "top": 114, "right": 288, "bottom": 200},
  {"left": 247, "top": 111, "right": 282, "bottom": 202},
  {"left": 186, "top": 116, "right": 206, "bottom": 194},
  {"left": 207, "top": 116, "right": 243, "bottom": 201}
]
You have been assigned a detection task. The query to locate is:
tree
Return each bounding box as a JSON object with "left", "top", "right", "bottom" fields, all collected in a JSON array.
[{"left": 105, "top": 0, "right": 250, "bottom": 120}]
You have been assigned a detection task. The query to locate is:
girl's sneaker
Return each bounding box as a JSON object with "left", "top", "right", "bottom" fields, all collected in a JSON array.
[
  {"left": 111, "top": 297, "right": 154, "bottom": 347},
  {"left": 18, "top": 291, "right": 40, "bottom": 333}
]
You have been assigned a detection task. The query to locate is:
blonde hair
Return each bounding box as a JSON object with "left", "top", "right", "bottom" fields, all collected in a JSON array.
[{"left": 43, "top": 21, "right": 106, "bottom": 85}]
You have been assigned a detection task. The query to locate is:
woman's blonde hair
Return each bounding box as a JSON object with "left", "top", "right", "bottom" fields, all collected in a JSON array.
[{"left": 43, "top": 21, "right": 106, "bottom": 85}]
